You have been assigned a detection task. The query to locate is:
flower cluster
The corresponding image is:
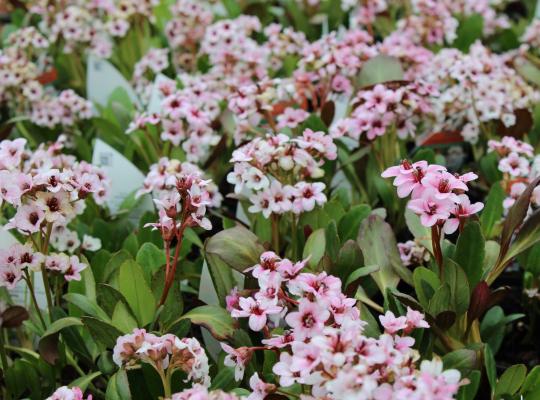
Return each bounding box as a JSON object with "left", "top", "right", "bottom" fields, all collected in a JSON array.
[
  {"left": 132, "top": 48, "right": 170, "bottom": 106},
  {"left": 171, "top": 385, "right": 240, "bottom": 400},
  {"left": 0, "top": 244, "right": 87, "bottom": 289},
  {"left": 30, "top": 0, "right": 159, "bottom": 57},
  {"left": 416, "top": 42, "right": 539, "bottom": 143},
  {"left": 165, "top": 0, "right": 214, "bottom": 70},
  {"left": 220, "top": 252, "right": 463, "bottom": 399},
  {"left": 331, "top": 81, "right": 437, "bottom": 141},
  {"left": 113, "top": 329, "right": 210, "bottom": 386},
  {"left": 398, "top": 240, "right": 431, "bottom": 268},
  {"left": 128, "top": 81, "right": 220, "bottom": 161},
  {"left": 488, "top": 136, "right": 540, "bottom": 210},
  {"left": 46, "top": 386, "right": 91, "bottom": 400},
  {"left": 0, "top": 137, "right": 108, "bottom": 287},
  {"left": 382, "top": 160, "right": 483, "bottom": 234},
  {"left": 30, "top": 89, "right": 94, "bottom": 128},
  {"left": 521, "top": 19, "right": 540, "bottom": 50},
  {"left": 227, "top": 130, "right": 336, "bottom": 218}
]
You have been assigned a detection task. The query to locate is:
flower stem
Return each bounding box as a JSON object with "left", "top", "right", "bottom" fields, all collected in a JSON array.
[
  {"left": 23, "top": 270, "right": 47, "bottom": 329},
  {"left": 431, "top": 225, "right": 444, "bottom": 279},
  {"left": 271, "top": 214, "right": 280, "bottom": 254},
  {"left": 0, "top": 329, "right": 8, "bottom": 371}
]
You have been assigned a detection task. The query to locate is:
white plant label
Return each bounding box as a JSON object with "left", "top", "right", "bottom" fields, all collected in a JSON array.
[
  {"left": 87, "top": 54, "right": 140, "bottom": 108},
  {"left": 91, "top": 139, "right": 153, "bottom": 220}
]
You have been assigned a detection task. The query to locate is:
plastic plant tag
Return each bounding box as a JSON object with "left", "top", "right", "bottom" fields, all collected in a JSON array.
[
  {"left": 0, "top": 227, "right": 48, "bottom": 309},
  {"left": 198, "top": 261, "right": 244, "bottom": 360},
  {"left": 87, "top": 54, "right": 140, "bottom": 108},
  {"left": 147, "top": 74, "right": 175, "bottom": 114},
  {"left": 91, "top": 139, "right": 153, "bottom": 221}
]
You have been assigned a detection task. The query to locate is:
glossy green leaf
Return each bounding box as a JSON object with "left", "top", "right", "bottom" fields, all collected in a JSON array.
[
  {"left": 454, "top": 222, "right": 485, "bottom": 290},
  {"left": 175, "top": 305, "right": 234, "bottom": 340},
  {"left": 118, "top": 260, "right": 156, "bottom": 326}
]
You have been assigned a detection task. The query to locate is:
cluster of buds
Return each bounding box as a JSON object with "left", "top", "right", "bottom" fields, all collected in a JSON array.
[
  {"left": 113, "top": 329, "right": 210, "bottom": 387},
  {"left": 227, "top": 130, "right": 336, "bottom": 218}
]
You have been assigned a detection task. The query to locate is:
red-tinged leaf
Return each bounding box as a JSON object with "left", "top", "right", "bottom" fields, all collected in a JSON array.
[
  {"left": 320, "top": 100, "right": 335, "bottom": 126},
  {"left": 1, "top": 306, "right": 29, "bottom": 328},
  {"left": 37, "top": 68, "right": 57, "bottom": 85},
  {"left": 495, "top": 109, "right": 533, "bottom": 139},
  {"left": 421, "top": 131, "right": 464, "bottom": 146},
  {"left": 468, "top": 281, "right": 491, "bottom": 324},
  {"left": 271, "top": 101, "right": 296, "bottom": 116},
  {"left": 486, "top": 286, "right": 510, "bottom": 309}
]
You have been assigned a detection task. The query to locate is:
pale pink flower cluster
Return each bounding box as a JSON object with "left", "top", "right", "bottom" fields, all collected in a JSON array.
[
  {"left": 46, "top": 386, "right": 91, "bottom": 400},
  {"left": 200, "top": 16, "right": 267, "bottom": 88},
  {"left": 128, "top": 83, "right": 220, "bottom": 162},
  {"left": 298, "top": 29, "right": 376, "bottom": 94},
  {"left": 0, "top": 244, "right": 87, "bottom": 289},
  {"left": 30, "top": 89, "right": 94, "bottom": 128},
  {"left": 30, "top": 0, "right": 159, "bottom": 57},
  {"left": 382, "top": 160, "right": 483, "bottom": 233},
  {"left": 0, "top": 29, "right": 50, "bottom": 109},
  {"left": 263, "top": 23, "right": 307, "bottom": 71},
  {"left": 132, "top": 48, "right": 170, "bottom": 105},
  {"left": 113, "top": 328, "right": 210, "bottom": 386},
  {"left": 331, "top": 81, "right": 437, "bottom": 141},
  {"left": 138, "top": 158, "right": 222, "bottom": 231},
  {"left": 350, "top": 0, "right": 388, "bottom": 25},
  {"left": 398, "top": 240, "right": 430, "bottom": 268},
  {"left": 227, "top": 131, "right": 336, "bottom": 218},
  {"left": 521, "top": 20, "right": 540, "bottom": 49},
  {"left": 488, "top": 136, "right": 540, "bottom": 210},
  {"left": 165, "top": 0, "right": 213, "bottom": 70},
  {"left": 416, "top": 42, "right": 539, "bottom": 143},
  {"left": 391, "top": 0, "right": 508, "bottom": 46},
  {"left": 171, "top": 385, "right": 240, "bottom": 400},
  {"left": 220, "top": 252, "right": 463, "bottom": 399}
]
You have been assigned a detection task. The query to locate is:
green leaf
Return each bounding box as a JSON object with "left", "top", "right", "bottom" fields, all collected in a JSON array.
[
  {"left": 41, "top": 317, "right": 84, "bottom": 337},
  {"left": 205, "top": 226, "right": 265, "bottom": 273},
  {"left": 485, "top": 345, "right": 497, "bottom": 390},
  {"left": 112, "top": 302, "right": 138, "bottom": 333},
  {"left": 106, "top": 370, "right": 132, "bottom": 400},
  {"left": 427, "top": 283, "right": 451, "bottom": 316},
  {"left": 102, "top": 250, "right": 133, "bottom": 283},
  {"left": 82, "top": 316, "right": 124, "bottom": 349},
  {"left": 454, "top": 221, "right": 485, "bottom": 290},
  {"left": 345, "top": 265, "right": 380, "bottom": 288},
  {"left": 505, "top": 209, "right": 540, "bottom": 263},
  {"left": 122, "top": 233, "right": 139, "bottom": 257},
  {"left": 480, "top": 152, "right": 503, "bottom": 185},
  {"left": 63, "top": 293, "right": 111, "bottom": 322},
  {"left": 38, "top": 317, "right": 84, "bottom": 365},
  {"left": 136, "top": 242, "right": 166, "bottom": 280},
  {"left": 357, "top": 55, "right": 404, "bottom": 87},
  {"left": 405, "top": 208, "right": 432, "bottom": 252},
  {"left": 357, "top": 215, "right": 410, "bottom": 295},
  {"left": 443, "top": 259, "right": 470, "bottom": 315},
  {"left": 454, "top": 14, "right": 484, "bottom": 51},
  {"left": 69, "top": 371, "right": 102, "bottom": 391},
  {"left": 442, "top": 349, "right": 478, "bottom": 375},
  {"left": 495, "top": 364, "right": 527, "bottom": 397},
  {"left": 325, "top": 221, "right": 340, "bottom": 263},
  {"left": 303, "top": 228, "right": 326, "bottom": 269},
  {"left": 175, "top": 305, "right": 234, "bottom": 340},
  {"left": 338, "top": 204, "right": 371, "bottom": 242},
  {"left": 522, "top": 366, "right": 540, "bottom": 395},
  {"left": 118, "top": 260, "right": 156, "bottom": 326},
  {"left": 458, "top": 370, "right": 481, "bottom": 400},
  {"left": 204, "top": 254, "right": 235, "bottom": 308},
  {"left": 413, "top": 267, "right": 441, "bottom": 309},
  {"left": 480, "top": 182, "right": 505, "bottom": 238}
]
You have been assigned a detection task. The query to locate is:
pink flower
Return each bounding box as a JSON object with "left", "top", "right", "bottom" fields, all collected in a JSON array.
[
  {"left": 498, "top": 152, "right": 529, "bottom": 177},
  {"left": 231, "top": 297, "right": 283, "bottom": 331},
  {"left": 379, "top": 310, "right": 407, "bottom": 334},
  {"left": 276, "top": 107, "right": 310, "bottom": 129},
  {"left": 382, "top": 160, "right": 446, "bottom": 198},
  {"left": 405, "top": 307, "right": 430, "bottom": 331},
  {"left": 221, "top": 343, "right": 252, "bottom": 381},
  {"left": 407, "top": 189, "right": 454, "bottom": 227},
  {"left": 247, "top": 372, "right": 275, "bottom": 400},
  {"left": 443, "top": 194, "right": 485, "bottom": 234},
  {"left": 421, "top": 171, "right": 468, "bottom": 201},
  {"left": 6, "top": 204, "right": 45, "bottom": 234},
  {"left": 285, "top": 299, "right": 330, "bottom": 340},
  {"left": 292, "top": 182, "right": 327, "bottom": 214},
  {"left": 61, "top": 255, "right": 87, "bottom": 281},
  {"left": 0, "top": 264, "right": 22, "bottom": 289}
]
